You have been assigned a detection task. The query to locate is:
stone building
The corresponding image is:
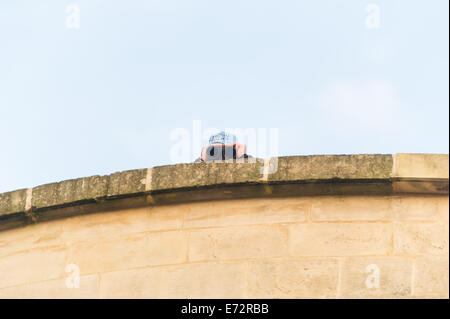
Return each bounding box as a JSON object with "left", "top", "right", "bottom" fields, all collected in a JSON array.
[{"left": 0, "top": 154, "right": 448, "bottom": 298}]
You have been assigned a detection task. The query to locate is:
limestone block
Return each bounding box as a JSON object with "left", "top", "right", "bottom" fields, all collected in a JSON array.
[
  {"left": 189, "top": 225, "right": 288, "bottom": 262},
  {"left": 391, "top": 196, "right": 445, "bottom": 221},
  {"left": 0, "top": 220, "right": 63, "bottom": 258},
  {"left": 289, "top": 223, "right": 392, "bottom": 256},
  {"left": 268, "top": 154, "right": 392, "bottom": 182},
  {"left": 60, "top": 206, "right": 183, "bottom": 243},
  {"left": 159, "top": 262, "right": 247, "bottom": 298},
  {"left": 246, "top": 258, "right": 339, "bottom": 298},
  {"left": 393, "top": 154, "right": 449, "bottom": 179},
  {"left": 32, "top": 175, "right": 108, "bottom": 209},
  {"left": 0, "top": 275, "right": 99, "bottom": 299},
  {"left": 0, "top": 247, "right": 66, "bottom": 288},
  {"left": 0, "top": 189, "right": 27, "bottom": 216},
  {"left": 413, "top": 256, "right": 449, "bottom": 297},
  {"left": 66, "top": 231, "right": 187, "bottom": 274},
  {"left": 311, "top": 196, "right": 391, "bottom": 221},
  {"left": 184, "top": 198, "right": 309, "bottom": 229},
  {"left": 394, "top": 222, "right": 449, "bottom": 256},
  {"left": 100, "top": 267, "right": 161, "bottom": 298},
  {"left": 107, "top": 169, "right": 147, "bottom": 197}
]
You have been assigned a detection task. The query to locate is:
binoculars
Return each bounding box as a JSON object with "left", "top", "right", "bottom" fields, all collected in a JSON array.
[
  {"left": 195, "top": 135, "right": 249, "bottom": 163},
  {"left": 204, "top": 144, "right": 238, "bottom": 162}
]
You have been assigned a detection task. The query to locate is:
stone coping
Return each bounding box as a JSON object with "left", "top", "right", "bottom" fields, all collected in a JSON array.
[{"left": 0, "top": 154, "right": 448, "bottom": 231}]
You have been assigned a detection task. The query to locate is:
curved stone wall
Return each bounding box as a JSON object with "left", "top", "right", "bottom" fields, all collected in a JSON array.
[{"left": 0, "top": 154, "right": 448, "bottom": 298}]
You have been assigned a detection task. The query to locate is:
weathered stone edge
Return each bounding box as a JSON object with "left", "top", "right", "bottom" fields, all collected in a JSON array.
[{"left": 0, "top": 154, "right": 447, "bottom": 230}]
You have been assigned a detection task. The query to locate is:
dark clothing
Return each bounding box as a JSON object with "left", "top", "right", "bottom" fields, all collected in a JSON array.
[{"left": 195, "top": 154, "right": 252, "bottom": 163}]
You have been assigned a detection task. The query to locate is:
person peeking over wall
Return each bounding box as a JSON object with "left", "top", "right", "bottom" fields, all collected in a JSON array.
[{"left": 194, "top": 131, "right": 252, "bottom": 163}]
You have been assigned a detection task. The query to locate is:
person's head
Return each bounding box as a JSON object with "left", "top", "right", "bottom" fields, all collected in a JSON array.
[{"left": 199, "top": 131, "right": 246, "bottom": 162}]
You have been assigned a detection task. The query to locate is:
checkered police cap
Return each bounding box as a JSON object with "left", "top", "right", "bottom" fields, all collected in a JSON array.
[{"left": 208, "top": 131, "right": 237, "bottom": 144}]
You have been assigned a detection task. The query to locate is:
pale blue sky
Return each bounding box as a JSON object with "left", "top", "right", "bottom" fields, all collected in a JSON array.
[{"left": 0, "top": 0, "right": 448, "bottom": 193}]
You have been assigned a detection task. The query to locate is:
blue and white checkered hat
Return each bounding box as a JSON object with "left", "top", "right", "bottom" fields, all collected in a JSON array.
[{"left": 208, "top": 131, "right": 237, "bottom": 144}]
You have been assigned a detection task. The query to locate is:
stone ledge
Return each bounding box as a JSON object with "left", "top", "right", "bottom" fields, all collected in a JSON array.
[{"left": 0, "top": 154, "right": 448, "bottom": 231}]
